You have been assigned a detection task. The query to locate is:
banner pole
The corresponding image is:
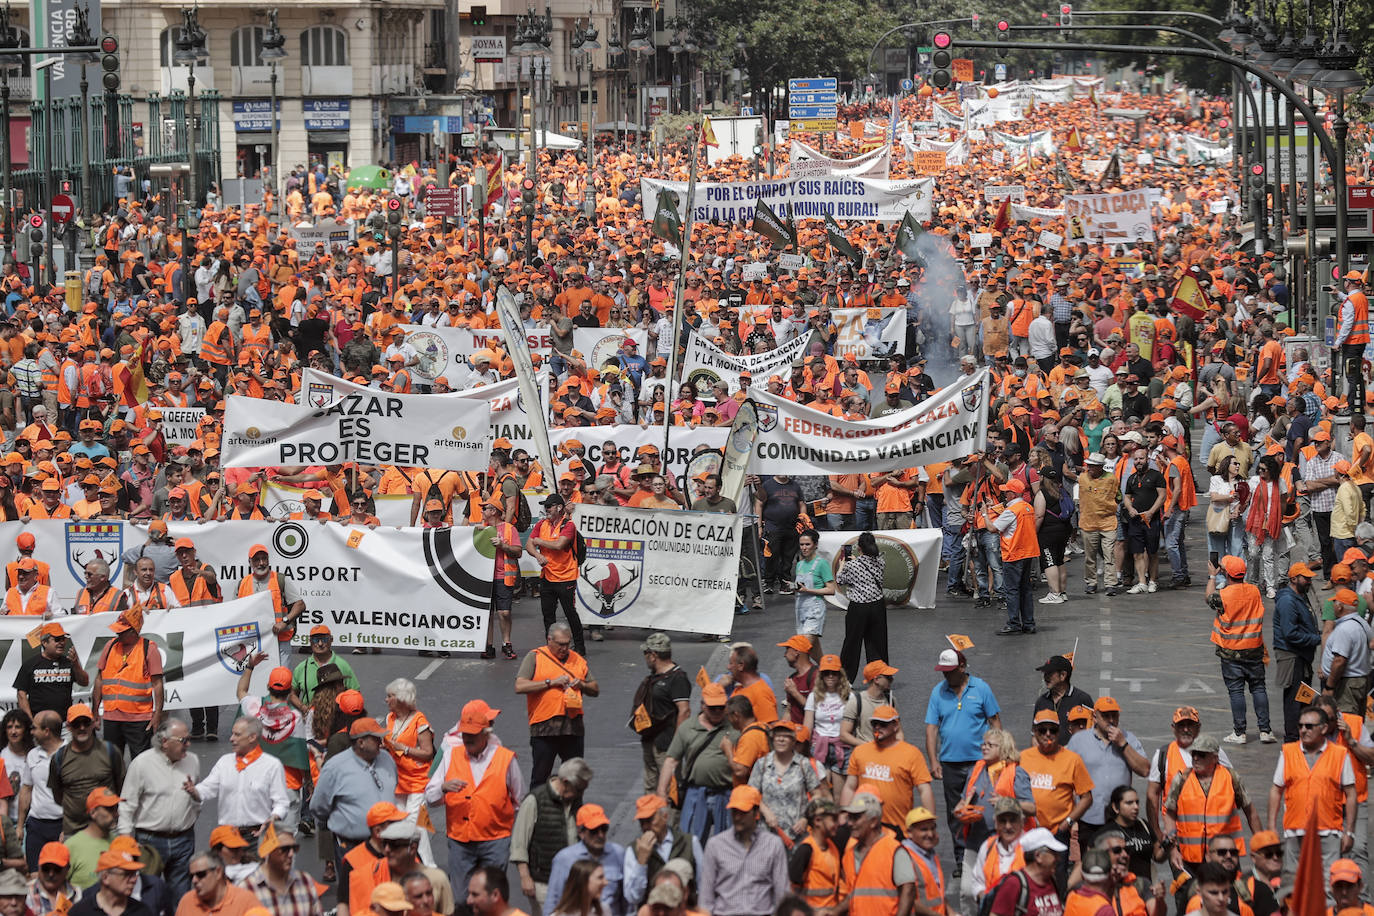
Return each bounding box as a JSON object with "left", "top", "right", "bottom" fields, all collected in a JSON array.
[{"left": 662, "top": 125, "right": 700, "bottom": 460}]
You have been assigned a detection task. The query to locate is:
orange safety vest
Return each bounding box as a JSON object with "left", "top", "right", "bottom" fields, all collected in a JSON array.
[
  {"left": 124, "top": 583, "right": 174, "bottom": 611},
  {"left": 1348, "top": 291, "right": 1369, "bottom": 346},
  {"left": 385, "top": 710, "right": 431, "bottom": 794},
  {"left": 1280, "top": 463, "right": 1300, "bottom": 524},
  {"left": 238, "top": 572, "right": 291, "bottom": 641},
  {"left": 1169, "top": 455, "right": 1197, "bottom": 511},
  {"left": 170, "top": 566, "right": 218, "bottom": 605},
  {"left": 38, "top": 348, "right": 58, "bottom": 390},
  {"left": 1174, "top": 765, "right": 1246, "bottom": 863},
  {"left": 25, "top": 502, "right": 73, "bottom": 520},
  {"left": 798, "top": 835, "right": 842, "bottom": 907},
  {"left": 905, "top": 845, "right": 946, "bottom": 916},
  {"left": 1334, "top": 714, "right": 1369, "bottom": 803},
  {"left": 1210, "top": 583, "right": 1264, "bottom": 651},
  {"left": 241, "top": 324, "right": 272, "bottom": 359},
  {"left": 343, "top": 842, "right": 388, "bottom": 916},
  {"left": 74, "top": 585, "right": 124, "bottom": 615},
  {"left": 526, "top": 647, "right": 588, "bottom": 726},
  {"left": 1065, "top": 886, "right": 1114, "bottom": 916},
  {"left": 1160, "top": 742, "right": 1190, "bottom": 799},
  {"left": 1114, "top": 874, "right": 1149, "bottom": 916},
  {"left": 997, "top": 500, "right": 1039, "bottom": 563},
  {"left": 442, "top": 743, "right": 516, "bottom": 843},
  {"left": 1280, "top": 741, "right": 1350, "bottom": 833},
  {"left": 55, "top": 358, "right": 78, "bottom": 407},
  {"left": 842, "top": 833, "right": 910, "bottom": 916},
  {"left": 201, "top": 322, "right": 231, "bottom": 366},
  {"left": 4, "top": 584, "right": 51, "bottom": 616},
  {"left": 98, "top": 637, "right": 155, "bottom": 717},
  {"left": 980, "top": 838, "right": 1025, "bottom": 892}
]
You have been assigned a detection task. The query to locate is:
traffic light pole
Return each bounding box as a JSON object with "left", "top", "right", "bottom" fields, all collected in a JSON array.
[{"left": 949, "top": 36, "right": 1347, "bottom": 272}]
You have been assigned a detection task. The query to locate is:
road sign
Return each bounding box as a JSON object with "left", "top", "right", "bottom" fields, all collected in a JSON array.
[
  {"left": 50, "top": 194, "right": 75, "bottom": 225},
  {"left": 426, "top": 188, "right": 461, "bottom": 217},
  {"left": 900, "top": 78, "right": 914, "bottom": 91},
  {"left": 789, "top": 92, "right": 836, "bottom": 105},
  {"left": 27, "top": 214, "right": 42, "bottom": 229},
  {"left": 387, "top": 197, "right": 402, "bottom": 211},
  {"left": 789, "top": 76, "right": 837, "bottom": 132},
  {"left": 788, "top": 77, "right": 837, "bottom": 91},
  {"left": 995, "top": 63, "right": 1007, "bottom": 81},
  {"left": 788, "top": 106, "right": 838, "bottom": 118}
]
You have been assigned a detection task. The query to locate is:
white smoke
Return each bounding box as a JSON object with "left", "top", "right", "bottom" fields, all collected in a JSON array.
[{"left": 908, "top": 232, "right": 968, "bottom": 387}]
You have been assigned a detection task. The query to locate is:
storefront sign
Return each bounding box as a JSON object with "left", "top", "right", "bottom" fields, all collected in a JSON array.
[
  {"left": 471, "top": 36, "right": 506, "bottom": 64},
  {"left": 304, "top": 99, "right": 350, "bottom": 131},
  {"left": 231, "top": 100, "right": 281, "bottom": 132}
]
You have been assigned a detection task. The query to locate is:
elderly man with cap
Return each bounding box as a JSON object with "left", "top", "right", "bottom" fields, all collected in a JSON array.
[
  {"left": 425, "top": 699, "right": 523, "bottom": 896},
  {"left": 73, "top": 559, "right": 129, "bottom": 615},
  {"left": 1032, "top": 656, "right": 1094, "bottom": 743},
  {"left": 188, "top": 716, "right": 290, "bottom": 849},
  {"left": 1321, "top": 587, "right": 1373, "bottom": 716},
  {"left": 236, "top": 544, "right": 306, "bottom": 666},
  {"left": 658, "top": 682, "right": 737, "bottom": 843},
  {"left": 91, "top": 607, "right": 163, "bottom": 757},
  {"left": 987, "top": 477, "right": 1039, "bottom": 636},
  {"left": 987, "top": 827, "right": 1067, "bottom": 916},
  {"left": 312, "top": 715, "right": 398, "bottom": 867},
  {"left": 515, "top": 622, "right": 600, "bottom": 786},
  {"left": 240, "top": 828, "right": 322, "bottom": 915},
  {"left": 545, "top": 803, "right": 628, "bottom": 916},
  {"left": 624, "top": 794, "right": 705, "bottom": 910},
  {"left": 14, "top": 621, "right": 87, "bottom": 717},
  {"left": 698, "top": 785, "right": 788, "bottom": 916},
  {"left": 836, "top": 790, "right": 915, "bottom": 916},
  {"left": 1065, "top": 697, "right": 1148, "bottom": 854},
  {"left": 175, "top": 848, "right": 260, "bottom": 916},
  {"left": 1248, "top": 830, "right": 1283, "bottom": 891},
  {"left": 1208, "top": 555, "right": 1276, "bottom": 745},
  {"left": 925, "top": 648, "right": 1002, "bottom": 878},
  {"left": 6, "top": 532, "right": 50, "bottom": 588},
  {"left": 1020, "top": 709, "right": 1093, "bottom": 885},
  {"left": 842, "top": 704, "right": 936, "bottom": 834},
  {"left": 1144, "top": 707, "right": 1234, "bottom": 837},
  {"left": 1272, "top": 562, "right": 1323, "bottom": 741},
  {"left": 336, "top": 802, "right": 408, "bottom": 916},
  {"left": 509, "top": 757, "right": 592, "bottom": 910},
  {"left": 28, "top": 841, "right": 81, "bottom": 915},
  {"left": 633, "top": 633, "right": 692, "bottom": 794},
  {"left": 293, "top": 624, "right": 360, "bottom": 702},
  {"left": 900, "top": 806, "right": 949, "bottom": 916},
  {"left": 68, "top": 848, "right": 151, "bottom": 916},
  {"left": 970, "top": 798, "right": 1028, "bottom": 906},
  {"left": 4, "top": 557, "right": 62, "bottom": 618},
  {"left": 379, "top": 819, "right": 455, "bottom": 915},
  {"left": 117, "top": 717, "right": 199, "bottom": 899},
  {"left": 1159, "top": 733, "right": 1259, "bottom": 873},
  {"left": 1268, "top": 703, "right": 1357, "bottom": 880}
]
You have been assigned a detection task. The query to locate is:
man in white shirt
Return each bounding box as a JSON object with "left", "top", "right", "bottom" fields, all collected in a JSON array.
[
  {"left": 185, "top": 716, "right": 290, "bottom": 846},
  {"left": 1027, "top": 304, "right": 1059, "bottom": 371},
  {"left": 19, "top": 710, "right": 65, "bottom": 871},
  {"left": 116, "top": 718, "right": 199, "bottom": 899}
]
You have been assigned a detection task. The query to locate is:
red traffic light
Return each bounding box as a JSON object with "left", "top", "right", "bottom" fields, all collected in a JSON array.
[
  {"left": 1250, "top": 164, "right": 1264, "bottom": 175},
  {"left": 386, "top": 197, "right": 402, "bottom": 211},
  {"left": 932, "top": 31, "right": 952, "bottom": 48},
  {"left": 27, "top": 214, "right": 42, "bottom": 229},
  {"left": 100, "top": 36, "right": 118, "bottom": 53},
  {"left": 997, "top": 20, "right": 1009, "bottom": 30},
  {"left": 1041, "top": 11, "right": 1049, "bottom": 18},
  {"left": 1061, "top": 4, "right": 1072, "bottom": 13},
  {"left": 522, "top": 178, "right": 536, "bottom": 191}
]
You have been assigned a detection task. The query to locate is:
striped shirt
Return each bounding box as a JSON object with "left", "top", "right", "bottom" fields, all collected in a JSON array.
[{"left": 239, "top": 863, "right": 324, "bottom": 916}]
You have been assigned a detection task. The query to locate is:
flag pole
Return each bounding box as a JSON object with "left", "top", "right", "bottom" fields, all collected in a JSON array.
[{"left": 662, "top": 124, "right": 700, "bottom": 460}]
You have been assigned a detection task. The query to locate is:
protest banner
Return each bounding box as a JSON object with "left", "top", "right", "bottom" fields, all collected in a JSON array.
[
  {"left": 571, "top": 504, "right": 741, "bottom": 634},
  {"left": 221, "top": 384, "right": 492, "bottom": 471},
  {"left": 159, "top": 407, "right": 206, "bottom": 446},
  {"left": 0, "top": 593, "right": 278, "bottom": 709},
  {"left": 400, "top": 324, "right": 555, "bottom": 382},
  {"left": 641, "top": 175, "right": 934, "bottom": 225},
  {"left": 815, "top": 529, "right": 941, "bottom": 610},
  {"left": 548, "top": 425, "right": 728, "bottom": 481},
  {"left": 681, "top": 331, "right": 812, "bottom": 396},
  {"left": 289, "top": 218, "right": 355, "bottom": 246},
  {"left": 0, "top": 520, "right": 495, "bottom": 651},
  {"left": 731, "top": 306, "right": 903, "bottom": 361},
  {"left": 1064, "top": 190, "right": 1157, "bottom": 242},
  {"left": 910, "top": 151, "right": 947, "bottom": 175},
  {"left": 983, "top": 185, "right": 1026, "bottom": 202},
  {"left": 572, "top": 328, "right": 650, "bottom": 370},
  {"left": 260, "top": 481, "right": 414, "bottom": 527},
  {"left": 719, "top": 401, "right": 761, "bottom": 508},
  {"left": 747, "top": 369, "right": 990, "bottom": 474},
  {"left": 788, "top": 141, "right": 892, "bottom": 179}
]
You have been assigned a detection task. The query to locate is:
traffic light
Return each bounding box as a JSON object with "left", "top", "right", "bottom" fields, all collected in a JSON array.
[
  {"left": 521, "top": 178, "right": 536, "bottom": 217},
  {"left": 1318, "top": 258, "right": 1335, "bottom": 316},
  {"left": 100, "top": 35, "right": 120, "bottom": 92},
  {"left": 471, "top": 5, "right": 487, "bottom": 26},
  {"left": 970, "top": 12, "right": 980, "bottom": 30},
  {"left": 930, "top": 31, "right": 953, "bottom": 90},
  {"left": 1248, "top": 163, "right": 1266, "bottom": 193},
  {"left": 386, "top": 197, "right": 402, "bottom": 240},
  {"left": 997, "top": 19, "right": 1010, "bottom": 57},
  {"left": 1059, "top": 4, "right": 1072, "bottom": 26}
]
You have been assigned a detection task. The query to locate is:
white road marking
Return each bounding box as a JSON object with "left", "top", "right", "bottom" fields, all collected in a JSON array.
[{"left": 415, "top": 659, "right": 444, "bottom": 681}]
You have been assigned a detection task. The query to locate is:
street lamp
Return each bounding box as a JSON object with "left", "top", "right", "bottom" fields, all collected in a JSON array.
[
  {"left": 175, "top": 6, "right": 209, "bottom": 303},
  {"left": 605, "top": 26, "right": 623, "bottom": 142},
  {"left": 573, "top": 14, "right": 598, "bottom": 218},
  {"left": 261, "top": 9, "right": 287, "bottom": 219},
  {"left": 627, "top": 8, "right": 652, "bottom": 149},
  {"left": 0, "top": 4, "right": 22, "bottom": 253}
]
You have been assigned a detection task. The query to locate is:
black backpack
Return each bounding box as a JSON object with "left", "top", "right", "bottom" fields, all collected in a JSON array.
[
  {"left": 977, "top": 870, "right": 1029, "bottom": 916},
  {"left": 574, "top": 529, "right": 587, "bottom": 564}
]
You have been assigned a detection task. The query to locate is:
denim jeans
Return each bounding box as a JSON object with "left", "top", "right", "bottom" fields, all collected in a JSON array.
[
  {"left": 974, "top": 529, "right": 1004, "bottom": 598},
  {"left": 943, "top": 524, "right": 967, "bottom": 591},
  {"left": 1219, "top": 657, "right": 1271, "bottom": 733},
  {"left": 1164, "top": 509, "right": 1190, "bottom": 580},
  {"left": 855, "top": 498, "right": 877, "bottom": 533},
  {"left": 447, "top": 836, "right": 511, "bottom": 895},
  {"left": 1003, "top": 557, "right": 1035, "bottom": 630},
  {"left": 680, "top": 786, "right": 730, "bottom": 843},
  {"left": 24, "top": 817, "right": 61, "bottom": 872},
  {"left": 137, "top": 829, "right": 196, "bottom": 901}
]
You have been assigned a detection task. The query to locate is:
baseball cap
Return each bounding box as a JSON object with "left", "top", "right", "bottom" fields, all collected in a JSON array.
[
  {"left": 309, "top": 624, "right": 332, "bottom": 637},
  {"left": 1331, "top": 859, "right": 1362, "bottom": 885},
  {"left": 642, "top": 633, "right": 672, "bottom": 654},
  {"left": 1020, "top": 827, "right": 1068, "bottom": 854},
  {"left": 66, "top": 703, "right": 95, "bottom": 723},
  {"left": 174, "top": 537, "right": 196, "bottom": 550},
  {"left": 15, "top": 532, "right": 35, "bottom": 549},
  {"left": 348, "top": 717, "right": 385, "bottom": 739},
  {"left": 459, "top": 699, "right": 500, "bottom": 734},
  {"left": 15, "top": 558, "right": 36, "bottom": 572},
  {"left": 1191, "top": 734, "right": 1221, "bottom": 754},
  {"left": 1343, "top": 547, "right": 1369, "bottom": 565},
  {"left": 247, "top": 543, "right": 269, "bottom": 559},
  {"left": 267, "top": 666, "right": 293, "bottom": 690},
  {"left": 777, "top": 634, "right": 813, "bottom": 653},
  {"left": 39, "top": 621, "right": 67, "bottom": 640},
  {"left": 869, "top": 704, "right": 900, "bottom": 723},
  {"left": 379, "top": 820, "right": 419, "bottom": 842},
  {"left": 701, "top": 683, "right": 728, "bottom": 705},
  {"left": 1173, "top": 706, "right": 1201, "bottom": 724},
  {"left": 39, "top": 842, "right": 71, "bottom": 867},
  {"left": 863, "top": 660, "right": 898, "bottom": 680},
  {"left": 904, "top": 807, "right": 937, "bottom": 827},
  {"left": 86, "top": 786, "right": 123, "bottom": 812},
  {"left": 635, "top": 794, "right": 668, "bottom": 820},
  {"left": 1081, "top": 848, "right": 1111, "bottom": 880},
  {"left": 819, "top": 654, "right": 843, "bottom": 673},
  {"left": 1033, "top": 709, "right": 1061, "bottom": 726},
  {"left": 576, "top": 804, "right": 611, "bottom": 829},
  {"left": 209, "top": 825, "right": 249, "bottom": 849},
  {"left": 1067, "top": 705, "right": 1093, "bottom": 724},
  {"left": 95, "top": 850, "right": 139, "bottom": 873},
  {"left": 366, "top": 802, "right": 407, "bottom": 828},
  {"left": 370, "top": 882, "right": 412, "bottom": 913},
  {"left": 993, "top": 797, "right": 1024, "bottom": 818},
  {"left": 648, "top": 884, "right": 683, "bottom": 909},
  {"left": 1000, "top": 478, "right": 1027, "bottom": 495},
  {"left": 727, "top": 785, "right": 762, "bottom": 811},
  {"left": 1288, "top": 561, "right": 1317, "bottom": 578},
  {"left": 1094, "top": 696, "right": 1121, "bottom": 713},
  {"left": 148, "top": 520, "right": 168, "bottom": 537},
  {"left": 1219, "top": 555, "right": 1247, "bottom": 578},
  {"left": 1251, "top": 830, "right": 1281, "bottom": 852},
  {"left": 1036, "top": 655, "right": 1073, "bottom": 674},
  {"left": 1335, "top": 588, "right": 1360, "bottom": 607},
  {"left": 338, "top": 690, "right": 365, "bottom": 714},
  {"left": 840, "top": 792, "right": 882, "bottom": 817},
  {"left": 934, "top": 649, "right": 965, "bottom": 672}
]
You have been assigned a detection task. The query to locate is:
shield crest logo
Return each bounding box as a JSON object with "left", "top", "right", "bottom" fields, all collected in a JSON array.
[
  {"left": 66, "top": 522, "right": 125, "bottom": 582},
  {"left": 307, "top": 383, "right": 336, "bottom": 409},
  {"left": 756, "top": 404, "right": 779, "bottom": 433},
  {"left": 576, "top": 537, "right": 645, "bottom": 620},
  {"left": 961, "top": 380, "right": 984, "bottom": 412},
  {"left": 216, "top": 622, "right": 262, "bottom": 674}
]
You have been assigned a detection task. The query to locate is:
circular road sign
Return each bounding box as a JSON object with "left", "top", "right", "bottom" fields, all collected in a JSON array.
[
  {"left": 900, "top": 78, "right": 913, "bottom": 91},
  {"left": 27, "top": 214, "right": 42, "bottom": 229},
  {"left": 50, "top": 193, "right": 75, "bottom": 225}
]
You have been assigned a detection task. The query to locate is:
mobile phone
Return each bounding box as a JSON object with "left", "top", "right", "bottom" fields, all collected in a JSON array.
[{"left": 842, "top": 545, "right": 854, "bottom": 559}]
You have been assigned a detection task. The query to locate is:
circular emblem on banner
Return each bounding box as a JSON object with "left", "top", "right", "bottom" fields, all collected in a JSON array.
[
  {"left": 835, "top": 535, "right": 919, "bottom": 606},
  {"left": 270, "top": 499, "right": 305, "bottom": 520},
  {"left": 451, "top": 426, "right": 467, "bottom": 440},
  {"left": 686, "top": 368, "right": 722, "bottom": 395},
  {"left": 683, "top": 449, "right": 724, "bottom": 496},
  {"left": 591, "top": 334, "right": 634, "bottom": 373},
  {"left": 408, "top": 330, "right": 449, "bottom": 380},
  {"left": 273, "top": 522, "right": 310, "bottom": 559},
  {"left": 245, "top": 427, "right": 262, "bottom": 439}
]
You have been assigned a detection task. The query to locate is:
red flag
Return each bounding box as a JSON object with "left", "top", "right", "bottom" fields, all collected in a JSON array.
[
  {"left": 1170, "top": 268, "right": 1210, "bottom": 321},
  {"left": 1065, "top": 128, "right": 1083, "bottom": 151},
  {"left": 483, "top": 152, "right": 504, "bottom": 216},
  {"left": 1290, "top": 804, "right": 1325, "bottom": 916},
  {"left": 991, "top": 198, "right": 1011, "bottom": 233}
]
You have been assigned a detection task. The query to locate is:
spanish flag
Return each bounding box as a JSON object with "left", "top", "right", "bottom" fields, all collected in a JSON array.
[
  {"left": 1170, "top": 268, "right": 1210, "bottom": 321},
  {"left": 483, "top": 151, "right": 505, "bottom": 216},
  {"left": 113, "top": 338, "right": 149, "bottom": 408},
  {"left": 701, "top": 116, "right": 719, "bottom": 148},
  {"left": 991, "top": 197, "right": 1011, "bottom": 233},
  {"left": 1065, "top": 127, "right": 1083, "bottom": 151}
]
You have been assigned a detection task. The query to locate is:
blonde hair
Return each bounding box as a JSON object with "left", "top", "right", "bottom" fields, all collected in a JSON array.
[
  {"left": 814, "top": 668, "right": 851, "bottom": 702},
  {"left": 982, "top": 727, "right": 1020, "bottom": 764}
]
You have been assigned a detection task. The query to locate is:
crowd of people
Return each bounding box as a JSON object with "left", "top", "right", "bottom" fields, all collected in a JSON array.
[{"left": 1, "top": 63, "right": 1374, "bottom": 916}]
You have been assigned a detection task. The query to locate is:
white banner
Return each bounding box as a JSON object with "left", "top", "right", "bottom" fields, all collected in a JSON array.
[
  {"left": 222, "top": 384, "right": 492, "bottom": 471},
  {"left": 748, "top": 369, "right": 990, "bottom": 473},
  {"left": 732, "top": 306, "right": 904, "bottom": 361},
  {"left": 0, "top": 593, "right": 278, "bottom": 710},
  {"left": 640, "top": 175, "right": 934, "bottom": 225},
  {"left": 681, "top": 332, "right": 812, "bottom": 396},
  {"left": 815, "top": 529, "right": 941, "bottom": 610},
  {"left": 1185, "top": 134, "right": 1233, "bottom": 165},
  {"left": 572, "top": 328, "right": 650, "bottom": 371},
  {"left": 289, "top": 219, "right": 355, "bottom": 247},
  {"left": 548, "top": 426, "right": 728, "bottom": 481},
  {"left": 400, "top": 324, "right": 555, "bottom": 382},
  {"left": 1011, "top": 202, "right": 1066, "bottom": 221},
  {"left": 992, "top": 129, "right": 1055, "bottom": 157},
  {"left": 3, "top": 520, "right": 495, "bottom": 651},
  {"left": 788, "top": 142, "right": 892, "bottom": 179},
  {"left": 571, "top": 504, "right": 741, "bottom": 635},
  {"left": 1064, "top": 190, "right": 1157, "bottom": 242},
  {"left": 160, "top": 407, "right": 206, "bottom": 447}
]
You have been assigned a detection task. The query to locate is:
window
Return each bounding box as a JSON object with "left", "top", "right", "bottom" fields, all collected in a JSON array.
[
  {"left": 230, "top": 26, "right": 266, "bottom": 67},
  {"left": 300, "top": 26, "right": 347, "bottom": 67}
]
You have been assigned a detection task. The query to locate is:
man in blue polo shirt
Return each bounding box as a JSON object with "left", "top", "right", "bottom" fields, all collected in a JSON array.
[
  {"left": 924, "top": 647, "right": 1002, "bottom": 880},
  {"left": 1065, "top": 695, "right": 1149, "bottom": 857}
]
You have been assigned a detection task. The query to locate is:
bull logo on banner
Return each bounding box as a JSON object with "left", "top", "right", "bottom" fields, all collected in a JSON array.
[
  {"left": 578, "top": 538, "right": 644, "bottom": 618},
  {"left": 216, "top": 622, "right": 262, "bottom": 673},
  {"left": 66, "top": 522, "right": 124, "bottom": 581}
]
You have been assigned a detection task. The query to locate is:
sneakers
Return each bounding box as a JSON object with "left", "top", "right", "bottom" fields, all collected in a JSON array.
[
  {"left": 1127, "top": 582, "right": 1148, "bottom": 594},
  {"left": 995, "top": 624, "right": 1023, "bottom": 636},
  {"left": 1259, "top": 730, "right": 1278, "bottom": 744},
  {"left": 1222, "top": 731, "right": 1248, "bottom": 744},
  {"left": 502, "top": 643, "right": 517, "bottom": 660},
  {"left": 1085, "top": 583, "right": 1097, "bottom": 595},
  {"left": 1266, "top": 586, "right": 1276, "bottom": 599},
  {"left": 1039, "top": 592, "right": 1066, "bottom": 604},
  {"left": 479, "top": 645, "right": 496, "bottom": 659},
  {"left": 1147, "top": 580, "right": 1157, "bottom": 593}
]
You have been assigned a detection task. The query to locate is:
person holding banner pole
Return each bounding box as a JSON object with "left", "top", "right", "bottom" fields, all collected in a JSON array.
[{"left": 525, "top": 494, "right": 585, "bottom": 656}]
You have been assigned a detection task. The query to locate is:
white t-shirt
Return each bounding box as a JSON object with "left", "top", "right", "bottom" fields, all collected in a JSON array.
[
  {"left": 1271, "top": 741, "right": 1356, "bottom": 837},
  {"left": 804, "top": 691, "right": 846, "bottom": 739}
]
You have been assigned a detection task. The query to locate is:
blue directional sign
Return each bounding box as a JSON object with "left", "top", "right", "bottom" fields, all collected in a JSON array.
[
  {"left": 789, "top": 76, "right": 838, "bottom": 130},
  {"left": 789, "top": 77, "right": 838, "bottom": 92},
  {"left": 789, "top": 106, "right": 838, "bottom": 118},
  {"left": 789, "top": 92, "right": 836, "bottom": 104},
  {"left": 900, "top": 78, "right": 914, "bottom": 91}
]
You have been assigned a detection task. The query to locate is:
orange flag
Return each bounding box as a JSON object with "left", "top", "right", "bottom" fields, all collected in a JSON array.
[
  {"left": 258, "top": 821, "right": 280, "bottom": 857},
  {"left": 417, "top": 805, "right": 436, "bottom": 833},
  {"left": 946, "top": 634, "right": 975, "bottom": 651},
  {"left": 695, "top": 666, "right": 710, "bottom": 689},
  {"left": 1290, "top": 804, "right": 1325, "bottom": 916}
]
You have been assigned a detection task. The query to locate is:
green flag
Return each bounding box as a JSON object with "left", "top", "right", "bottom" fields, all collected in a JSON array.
[
  {"left": 893, "top": 211, "right": 925, "bottom": 264},
  {"left": 752, "top": 197, "right": 797, "bottom": 249},
  {"left": 825, "top": 213, "right": 862, "bottom": 264},
  {"left": 651, "top": 189, "right": 683, "bottom": 246}
]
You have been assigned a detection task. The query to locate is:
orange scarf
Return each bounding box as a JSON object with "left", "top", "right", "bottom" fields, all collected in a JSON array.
[
  {"left": 1246, "top": 479, "right": 1282, "bottom": 543},
  {"left": 235, "top": 746, "right": 264, "bottom": 772}
]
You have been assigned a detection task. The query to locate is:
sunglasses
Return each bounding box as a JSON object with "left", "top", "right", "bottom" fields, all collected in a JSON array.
[
  {"left": 1034, "top": 725, "right": 1060, "bottom": 734},
  {"left": 189, "top": 868, "right": 218, "bottom": 880}
]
